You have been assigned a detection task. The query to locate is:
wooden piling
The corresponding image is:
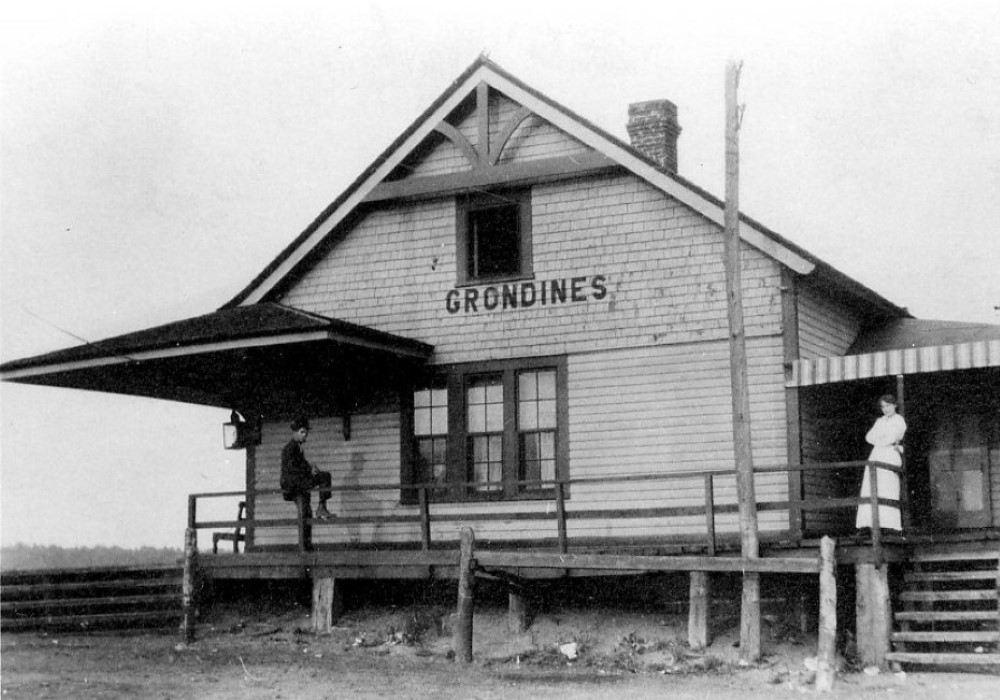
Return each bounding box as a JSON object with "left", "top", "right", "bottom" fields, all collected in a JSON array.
[
  {"left": 508, "top": 591, "right": 530, "bottom": 633},
  {"left": 311, "top": 577, "right": 342, "bottom": 634},
  {"left": 453, "top": 528, "right": 475, "bottom": 663},
  {"left": 855, "top": 562, "right": 892, "bottom": 668},
  {"left": 688, "top": 571, "right": 711, "bottom": 650},
  {"left": 816, "top": 536, "right": 837, "bottom": 692},
  {"left": 181, "top": 527, "right": 197, "bottom": 643}
]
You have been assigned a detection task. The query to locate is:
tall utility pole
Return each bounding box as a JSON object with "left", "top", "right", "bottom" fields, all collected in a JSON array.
[{"left": 724, "top": 59, "right": 761, "bottom": 663}]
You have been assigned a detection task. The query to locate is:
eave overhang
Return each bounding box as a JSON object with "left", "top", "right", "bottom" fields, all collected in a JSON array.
[{"left": 1, "top": 303, "right": 433, "bottom": 410}]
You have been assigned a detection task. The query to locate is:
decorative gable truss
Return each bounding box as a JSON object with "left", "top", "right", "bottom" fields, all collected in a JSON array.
[
  {"left": 233, "top": 58, "right": 815, "bottom": 308},
  {"left": 367, "top": 81, "right": 619, "bottom": 203}
]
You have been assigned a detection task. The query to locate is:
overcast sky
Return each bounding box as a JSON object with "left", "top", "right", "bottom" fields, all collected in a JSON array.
[{"left": 2, "top": 1, "right": 998, "bottom": 549}]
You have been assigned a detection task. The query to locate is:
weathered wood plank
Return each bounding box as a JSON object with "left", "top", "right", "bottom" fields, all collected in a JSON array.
[
  {"left": 892, "top": 631, "right": 999, "bottom": 643},
  {"left": 894, "top": 610, "right": 997, "bottom": 622},
  {"left": 0, "top": 610, "right": 181, "bottom": 631},
  {"left": 475, "top": 551, "right": 819, "bottom": 574},
  {"left": 885, "top": 652, "right": 1000, "bottom": 665}
]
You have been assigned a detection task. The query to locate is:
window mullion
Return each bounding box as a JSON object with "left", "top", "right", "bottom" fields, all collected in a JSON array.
[
  {"left": 446, "top": 374, "right": 466, "bottom": 498},
  {"left": 502, "top": 368, "right": 519, "bottom": 498}
]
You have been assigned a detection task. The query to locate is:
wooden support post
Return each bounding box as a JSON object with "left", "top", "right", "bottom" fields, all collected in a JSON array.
[
  {"left": 855, "top": 562, "right": 892, "bottom": 668},
  {"left": 181, "top": 526, "right": 198, "bottom": 643},
  {"left": 869, "top": 464, "right": 882, "bottom": 567},
  {"left": 555, "top": 482, "right": 568, "bottom": 554},
  {"left": 816, "top": 536, "right": 837, "bottom": 692},
  {"left": 741, "top": 573, "right": 761, "bottom": 661},
  {"left": 724, "top": 59, "right": 761, "bottom": 665},
  {"left": 311, "top": 577, "right": 342, "bottom": 634},
  {"left": 419, "top": 486, "right": 432, "bottom": 551},
  {"left": 896, "top": 374, "right": 911, "bottom": 532},
  {"left": 688, "top": 571, "right": 712, "bottom": 650},
  {"left": 453, "top": 527, "right": 475, "bottom": 663},
  {"left": 508, "top": 591, "right": 530, "bottom": 633}
]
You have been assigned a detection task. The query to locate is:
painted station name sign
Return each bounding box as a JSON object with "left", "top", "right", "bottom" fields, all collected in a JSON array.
[{"left": 446, "top": 275, "right": 608, "bottom": 314}]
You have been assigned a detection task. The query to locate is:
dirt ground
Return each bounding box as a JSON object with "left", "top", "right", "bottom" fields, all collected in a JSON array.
[{"left": 3, "top": 580, "right": 999, "bottom": 699}]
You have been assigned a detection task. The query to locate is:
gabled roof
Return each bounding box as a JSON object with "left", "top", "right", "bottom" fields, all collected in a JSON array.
[{"left": 226, "top": 56, "right": 906, "bottom": 318}]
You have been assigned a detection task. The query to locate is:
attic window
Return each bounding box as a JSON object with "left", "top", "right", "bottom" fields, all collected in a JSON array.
[{"left": 457, "top": 189, "right": 532, "bottom": 285}]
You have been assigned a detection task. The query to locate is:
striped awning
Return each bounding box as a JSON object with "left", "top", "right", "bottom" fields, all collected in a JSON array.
[{"left": 789, "top": 339, "right": 1000, "bottom": 387}]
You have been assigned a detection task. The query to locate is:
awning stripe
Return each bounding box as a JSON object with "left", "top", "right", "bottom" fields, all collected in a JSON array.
[{"left": 789, "top": 339, "right": 1000, "bottom": 387}]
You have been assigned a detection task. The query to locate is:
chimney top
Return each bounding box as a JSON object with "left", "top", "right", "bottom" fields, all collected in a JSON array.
[{"left": 626, "top": 99, "right": 681, "bottom": 173}]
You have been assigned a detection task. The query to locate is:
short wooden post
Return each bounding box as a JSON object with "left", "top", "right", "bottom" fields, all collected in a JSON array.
[
  {"left": 688, "top": 571, "right": 711, "bottom": 649},
  {"left": 741, "top": 572, "right": 761, "bottom": 662},
  {"left": 816, "top": 536, "right": 837, "bottom": 692},
  {"left": 508, "top": 591, "right": 530, "bottom": 633},
  {"left": 855, "top": 562, "right": 892, "bottom": 668},
  {"left": 311, "top": 577, "right": 342, "bottom": 633},
  {"left": 181, "top": 526, "right": 198, "bottom": 643},
  {"left": 453, "top": 527, "right": 475, "bottom": 663}
]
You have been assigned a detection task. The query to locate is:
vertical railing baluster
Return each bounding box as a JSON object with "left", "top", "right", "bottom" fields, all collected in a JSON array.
[
  {"left": 869, "top": 462, "right": 882, "bottom": 567},
  {"left": 419, "top": 485, "right": 431, "bottom": 551},
  {"left": 555, "top": 480, "right": 568, "bottom": 554},
  {"left": 704, "top": 474, "right": 716, "bottom": 556},
  {"left": 187, "top": 495, "right": 197, "bottom": 530}
]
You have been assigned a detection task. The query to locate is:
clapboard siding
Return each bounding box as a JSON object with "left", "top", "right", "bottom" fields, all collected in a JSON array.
[
  {"left": 796, "top": 282, "right": 865, "bottom": 532},
  {"left": 797, "top": 283, "right": 862, "bottom": 359},
  {"left": 263, "top": 105, "right": 798, "bottom": 547},
  {"left": 251, "top": 333, "right": 790, "bottom": 546},
  {"left": 281, "top": 173, "right": 783, "bottom": 366},
  {"left": 567, "top": 338, "right": 789, "bottom": 537}
]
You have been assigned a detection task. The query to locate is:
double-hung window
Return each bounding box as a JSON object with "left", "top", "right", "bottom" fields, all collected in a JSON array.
[
  {"left": 456, "top": 189, "right": 532, "bottom": 285},
  {"left": 401, "top": 356, "right": 566, "bottom": 502}
]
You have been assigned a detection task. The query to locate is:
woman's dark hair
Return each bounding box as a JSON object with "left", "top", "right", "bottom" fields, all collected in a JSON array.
[{"left": 878, "top": 394, "right": 897, "bottom": 407}]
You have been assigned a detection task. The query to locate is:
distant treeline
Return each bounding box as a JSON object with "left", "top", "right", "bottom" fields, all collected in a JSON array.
[{"left": 1, "top": 543, "right": 183, "bottom": 571}]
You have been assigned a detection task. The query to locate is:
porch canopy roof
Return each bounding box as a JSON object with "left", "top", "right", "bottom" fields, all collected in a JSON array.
[
  {"left": 0, "top": 303, "right": 434, "bottom": 411},
  {"left": 789, "top": 319, "right": 1000, "bottom": 387}
]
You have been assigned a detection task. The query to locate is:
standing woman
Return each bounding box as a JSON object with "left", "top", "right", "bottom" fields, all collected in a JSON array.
[{"left": 856, "top": 394, "right": 907, "bottom": 532}]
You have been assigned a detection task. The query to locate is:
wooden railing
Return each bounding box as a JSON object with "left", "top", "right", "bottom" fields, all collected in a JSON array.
[{"left": 189, "top": 459, "right": 906, "bottom": 563}]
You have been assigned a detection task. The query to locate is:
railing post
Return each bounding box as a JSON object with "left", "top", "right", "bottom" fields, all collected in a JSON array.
[
  {"left": 869, "top": 463, "right": 882, "bottom": 567},
  {"left": 419, "top": 485, "right": 432, "bottom": 551},
  {"left": 453, "top": 527, "right": 476, "bottom": 664},
  {"left": 187, "top": 495, "right": 197, "bottom": 530},
  {"left": 555, "top": 481, "right": 568, "bottom": 554},
  {"left": 703, "top": 474, "right": 716, "bottom": 556},
  {"left": 181, "top": 526, "right": 198, "bottom": 643}
]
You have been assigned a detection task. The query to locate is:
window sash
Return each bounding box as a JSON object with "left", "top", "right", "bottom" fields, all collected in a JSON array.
[{"left": 403, "top": 356, "right": 566, "bottom": 502}]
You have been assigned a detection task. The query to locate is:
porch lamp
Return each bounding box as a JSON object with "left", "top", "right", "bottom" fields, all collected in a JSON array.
[{"left": 223, "top": 410, "right": 259, "bottom": 450}]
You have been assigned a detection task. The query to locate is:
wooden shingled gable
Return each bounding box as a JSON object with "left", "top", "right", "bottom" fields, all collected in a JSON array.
[{"left": 229, "top": 56, "right": 830, "bottom": 310}]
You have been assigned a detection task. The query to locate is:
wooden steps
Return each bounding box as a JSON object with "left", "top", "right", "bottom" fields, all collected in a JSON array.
[
  {"left": 0, "top": 565, "right": 183, "bottom": 633},
  {"left": 886, "top": 545, "right": 1000, "bottom": 669}
]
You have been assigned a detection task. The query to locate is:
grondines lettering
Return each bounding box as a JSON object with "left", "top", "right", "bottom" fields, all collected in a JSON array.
[{"left": 446, "top": 275, "right": 608, "bottom": 314}]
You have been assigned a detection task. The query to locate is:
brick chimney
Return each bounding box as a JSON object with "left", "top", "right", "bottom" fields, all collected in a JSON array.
[{"left": 626, "top": 99, "right": 681, "bottom": 173}]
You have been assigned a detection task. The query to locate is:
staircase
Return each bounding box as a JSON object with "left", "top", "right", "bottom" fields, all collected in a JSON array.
[
  {"left": 0, "top": 565, "right": 183, "bottom": 633},
  {"left": 886, "top": 545, "right": 1000, "bottom": 668}
]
